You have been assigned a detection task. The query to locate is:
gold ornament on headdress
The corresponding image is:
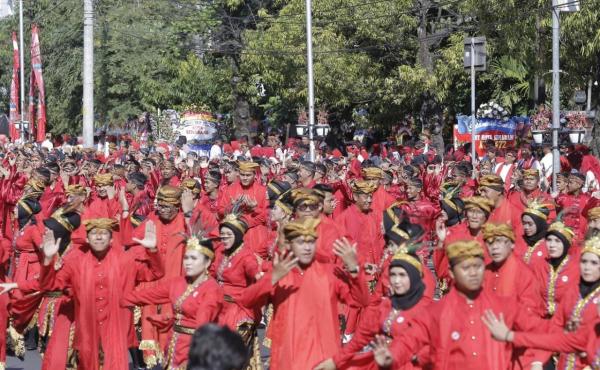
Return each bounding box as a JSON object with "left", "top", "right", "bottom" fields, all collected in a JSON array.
[
  {"left": 441, "top": 195, "right": 461, "bottom": 213},
  {"left": 351, "top": 180, "right": 378, "bottom": 195},
  {"left": 290, "top": 188, "right": 322, "bottom": 206},
  {"left": 587, "top": 207, "right": 600, "bottom": 221},
  {"left": 66, "top": 184, "right": 87, "bottom": 197},
  {"left": 94, "top": 173, "right": 114, "bottom": 187},
  {"left": 157, "top": 185, "right": 182, "bottom": 206},
  {"left": 464, "top": 196, "right": 494, "bottom": 215},
  {"left": 181, "top": 178, "right": 201, "bottom": 195},
  {"left": 185, "top": 236, "right": 215, "bottom": 260},
  {"left": 283, "top": 217, "right": 320, "bottom": 241},
  {"left": 582, "top": 236, "right": 600, "bottom": 257},
  {"left": 391, "top": 246, "right": 423, "bottom": 275},
  {"left": 221, "top": 213, "right": 248, "bottom": 234},
  {"left": 547, "top": 222, "right": 575, "bottom": 244},
  {"left": 523, "top": 199, "right": 550, "bottom": 221},
  {"left": 26, "top": 179, "right": 46, "bottom": 192},
  {"left": 17, "top": 199, "right": 33, "bottom": 215},
  {"left": 482, "top": 223, "right": 515, "bottom": 243},
  {"left": 522, "top": 169, "right": 540, "bottom": 179},
  {"left": 49, "top": 208, "right": 76, "bottom": 232},
  {"left": 446, "top": 240, "right": 485, "bottom": 264},
  {"left": 361, "top": 167, "right": 384, "bottom": 180},
  {"left": 478, "top": 174, "right": 504, "bottom": 192},
  {"left": 238, "top": 161, "right": 260, "bottom": 173},
  {"left": 83, "top": 218, "right": 117, "bottom": 232},
  {"left": 275, "top": 200, "right": 293, "bottom": 215},
  {"left": 388, "top": 223, "right": 410, "bottom": 241}
]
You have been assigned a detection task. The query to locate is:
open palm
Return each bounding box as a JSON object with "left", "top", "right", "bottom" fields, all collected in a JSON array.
[{"left": 132, "top": 221, "right": 157, "bottom": 250}]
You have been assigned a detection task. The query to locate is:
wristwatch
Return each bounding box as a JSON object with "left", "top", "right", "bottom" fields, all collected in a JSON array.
[
  {"left": 183, "top": 211, "right": 193, "bottom": 218},
  {"left": 348, "top": 265, "right": 360, "bottom": 274}
]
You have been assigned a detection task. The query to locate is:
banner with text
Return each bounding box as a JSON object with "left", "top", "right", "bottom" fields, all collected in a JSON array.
[{"left": 454, "top": 115, "right": 529, "bottom": 156}]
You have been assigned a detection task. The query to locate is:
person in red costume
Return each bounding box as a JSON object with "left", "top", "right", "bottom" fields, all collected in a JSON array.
[
  {"left": 132, "top": 185, "right": 186, "bottom": 367},
  {"left": 217, "top": 161, "right": 268, "bottom": 229},
  {"left": 317, "top": 248, "right": 432, "bottom": 370},
  {"left": 35, "top": 218, "right": 163, "bottom": 370},
  {"left": 213, "top": 213, "right": 260, "bottom": 344},
  {"left": 448, "top": 161, "right": 477, "bottom": 198},
  {"left": 478, "top": 174, "right": 523, "bottom": 237},
  {"left": 483, "top": 235, "right": 600, "bottom": 370},
  {"left": 238, "top": 217, "right": 370, "bottom": 370},
  {"left": 122, "top": 172, "right": 153, "bottom": 229},
  {"left": 7, "top": 202, "right": 82, "bottom": 370},
  {"left": 338, "top": 180, "right": 385, "bottom": 279},
  {"left": 159, "top": 160, "right": 181, "bottom": 187},
  {"left": 435, "top": 196, "right": 494, "bottom": 288},
  {"left": 398, "top": 178, "right": 439, "bottom": 244},
  {"left": 198, "top": 170, "right": 221, "bottom": 214},
  {"left": 0, "top": 152, "right": 29, "bottom": 239},
  {"left": 180, "top": 178, "right": 219, "bottom": 238},
  {"left": 556, "top": 172, "right": 592, "bottom": 243},
  {"left": 495, "top": 148, "right": 518, "bottom": 192},
  {"left": 361, "top": 167, "right": 396, "bottom": 219},
  {"left": 515, "top": 201, "right": 550, "bottom": 265},
  {"left": 531, "top": 222, "right": 580, "bottom": 318},
  {"left": 372, "top": 240, "right": 550, "bottom": 370},
  {"left": 39, "top": 161, "right": 66, "bottom": 218},
  {"left": 122, "top": 231, "right": 223, "bottom": 370},
  {"left": 508, "top": 169, "right": 555, "bottom": 221},
  {"left": 587, "top": 206, "right": 600, "bottom": 239},
  {"left": 432, "top": 195, "right": 464, "bottom": 287},
  {"left": 297, "top": 161, "right": 317, "bottom": 188}
]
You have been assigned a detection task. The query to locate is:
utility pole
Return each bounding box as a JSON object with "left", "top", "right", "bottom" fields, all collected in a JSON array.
[
  {"left": 82, "top": 0, "right": 94, "bottom": 148},
  {"left": 18, "top": 0, "right": 25, "bottom": 141},
  {"left": 470, "top": 38, "right": 476, "bottom": 173},
  {"left": 305, "top": 0, "right": 315, "bottom": 162},
  {"left": 551, "top": 0, "right": 560, "bottom": 193}
]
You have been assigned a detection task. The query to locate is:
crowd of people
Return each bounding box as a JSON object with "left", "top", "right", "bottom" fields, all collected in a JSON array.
[{"left": 0, "top": 129, "right": 599, "bottom": 370}]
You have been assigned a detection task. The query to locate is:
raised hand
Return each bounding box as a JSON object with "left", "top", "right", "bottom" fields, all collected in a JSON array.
[
  {"left": 371, "top": 334, "right": 393, "bottom": 368},
  {"left": 132, "top": 221, "right": 157, "bottom": 251},
  {"left": 105, "top": 185, "right": 116, "bottom": 200},
  {"left": 435, "top": 217, "right": 447, "bottom": 243},
  {"left": 313, "top": 358, "right": 336, "bottom": 370},
  {"left": 333, "top": 237, "right": 359, "bottom": 273},
  {"left": 481, "top": 309, "right": 512, "bottom": 342},
  {"left": 181, "top": 189, "right": 195, "bottom": 214},
  {"left": 41, "top": 228, "right": 62, "bottom": 265},
  {"left": 118, "top": 187, "right": 128, "bottom": 211},
  {"left": 271, "top": 250, "right": 298, "bottom": 285}
]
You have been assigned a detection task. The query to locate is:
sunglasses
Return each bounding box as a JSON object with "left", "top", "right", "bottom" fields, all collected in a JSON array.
[{"left": 297, "top": 203, "right": 320, "bottom": 211}]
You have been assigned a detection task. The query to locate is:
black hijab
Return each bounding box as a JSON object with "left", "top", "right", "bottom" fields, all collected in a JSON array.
[
  {"left": 221, "top": 224, "right": 244, "bottom": 255},
  {"left": 546, "top": 229, "right": 572, "bottom": 268},
  {"left": 440, "top": 197, "right": 464, "bottom": 227},
  {"left": 522, "top": 212, "right": 548, "bottom": 247},
  {"left": 389, "top": 259, "right": 425, "bottom": 311},
  {"left": 579, "top": 279, "right": 600, "bottom": 299},
  {"left": 17, "top": 198, "right": 42, "bottom": 229}
]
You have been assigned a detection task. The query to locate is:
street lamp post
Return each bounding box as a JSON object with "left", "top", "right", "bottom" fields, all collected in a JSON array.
[{"left": 305, "top": 0, "right": 315, "bottom": 162}]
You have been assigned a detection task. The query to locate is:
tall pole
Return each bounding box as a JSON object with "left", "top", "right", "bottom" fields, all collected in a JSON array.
[
  {"left": 305, "top": 0, "right": 315, "bottom": 162},
  {"left": 18, "top": 0, "right": 25, "bottom": 142},
  {"left": 470, "top": 38, "right": 477, "bottom": 176},
  {"left": 82, "top": 0, "right": 94, "bottom": 148},
  {"left": 551, "top": 0, "right": 560, "bottom": 193}
]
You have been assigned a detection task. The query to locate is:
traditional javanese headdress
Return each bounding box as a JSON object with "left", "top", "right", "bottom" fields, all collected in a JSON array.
[
  {"left": 156, "top": 185, "right": 182, "bottom": 206},
  {"left": 522, "top": 169, "right": 540, "bottom": 179},
  {"left": 66, "top": 184, "right": 87, "bottom": 197},
  {"left": 446, "top": 240, "right": 485, "bottom": 265},
  {"left": 482, "top": 223, "right": 515, "bottom": 243},
  {"left": 83, "top": 218, "right": 118, "bottom": 232},
  {"left": 391, "top": 246, "right": 423, "bottom": 275},
  {"left": 478, "top": 174, "right": 504, "bottom": 193},
  {"left": 220, "top": 213, "right": 248, "bottom": 234},
  {"left": 25, "top": 178, "right": 46, "bottom": 194},
  {"left": 361, "top": 167, "right": 384, "bottom": 180},
  {"left": 238, "top": 161, "right": 259, "bottom": 173},
  {"left": 464, "top": 196, "right": 494, "bottom": 216},
  {"left": 547, "top": 222, "right": 575, "bottom": 245},
  {"left": 587, "top": 207, "right": 600, "bottom": 221},
  {"left": 523, "top": 199, "right": 551, "bottom": 221},
  {"left": 290, "top": 188, "right": 323, "bottom": 207},
  {"left": 94, "top": 173, "right": 114, "bottom": 187},
  {"left": 351, "top": 180, "right": 378, "bottom": 195},
  {"left": 582, "top": 236, "right": 600, "bottom": 257},
  {"left": 46, "top": 206, "right": 81, "bottom": 232},
  {"left": 181, "top": 178, "right": 202, "bottom": 195},
  {"left": 283, "top": 217, "right": 320, "bottom": 241}
]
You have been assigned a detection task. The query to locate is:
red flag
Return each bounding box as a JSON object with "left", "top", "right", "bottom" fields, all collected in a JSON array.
[
  {"left": 29, "top": 24, "right": 47, "bottom": 142},
  {"left": 9, "top": 32, "right": 20, "bottom": 141}
]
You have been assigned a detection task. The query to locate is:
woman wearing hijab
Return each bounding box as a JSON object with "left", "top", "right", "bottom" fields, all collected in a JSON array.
[
  {"left": 514, "top": 201, "right": 550, "bottom": 265},
  {"left": 319, "top": 247, "right": 432, "bottom": 370},
  {"left": 432, "top": 196, "right": 465, "bottom": 289},
  {"left": 531, "top": 222, "right": 580, "bottom": 318},
  {"left": 483, "top": 236, "right": 600, "bottom": 370},
  {"left": 211, "top": 214, "right": 260, "bottom": 345}
]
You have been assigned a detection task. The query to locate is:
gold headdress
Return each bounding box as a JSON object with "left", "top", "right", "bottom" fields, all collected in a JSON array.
[
  {"left": 351, "top": 180, "right": 378, "bottom": 195},
  {"left": 181, "top": 178, "right": 202, "bottom": 195},
  {"left": 283, "top": 217, "right": 320, "bottom": 241},
  {"left": 478, "top": 174, "right": 504, "bottom": 192},
  {"left": 587, "top": 207, "right": 600, "bottom": 221},
  {"left": 361, "top": 167, "right": 384, "bottom": 180},
  {"left": 156, "top": 185, "right": 182, "bottom": 206},
  {"left": 66, "top": 184, "right": 87, "bottom": 197},
  {"left": 522, "top": 169, "right": 540, "bottom": 179},
  {"left": 94, "top": 173, "right": 114, "bottom": 187},
  {"left": 238, "top": 161, "right": 260, "bottom": 173},
  {"left": 391, "top": 246, "right": 423, "bottom": 275},
  {"left": 464, "top": 196, "right": 494, "bottom": 215},
  {"left": 582, "top": 236, "right": 600, "bottom": 257},
  {"left": 83, "top": 218, "right": 118, "bottom": 232},
  {"left": 481, "top": 223, "right": 515, "bottom": 243},
  {"left": 547, "top": 222, "right": 575, "bottom": 245},
  {"left": 290, "top": 188, "right": 322, "bottom": 206},
  {"left": 446, "top": 240, "right": 485, "bottom": 265},
  {"left": 523, "top": 199, "right": 550, "bottom": 221}
]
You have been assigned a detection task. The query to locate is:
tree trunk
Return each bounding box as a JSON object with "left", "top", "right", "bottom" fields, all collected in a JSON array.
[{"left": 229, "top": 56, "right": 251, "bottom": 139}]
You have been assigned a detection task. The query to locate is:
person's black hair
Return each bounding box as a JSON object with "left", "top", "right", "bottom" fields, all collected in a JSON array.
[
  {"left": 127, "top": 172, "right": 148, "bottom": 188},
  {"left": 35, "top": 167, "right": 51, "bottom": 181},
  {"left": 313, "top": 183, "right": 333, "bottom": 194},
  {"left": 46, "top": 162, "right": 60, "bottom": 174},
  {"left": 187, "top": 324, "right": 248, "bottom": 370}
]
